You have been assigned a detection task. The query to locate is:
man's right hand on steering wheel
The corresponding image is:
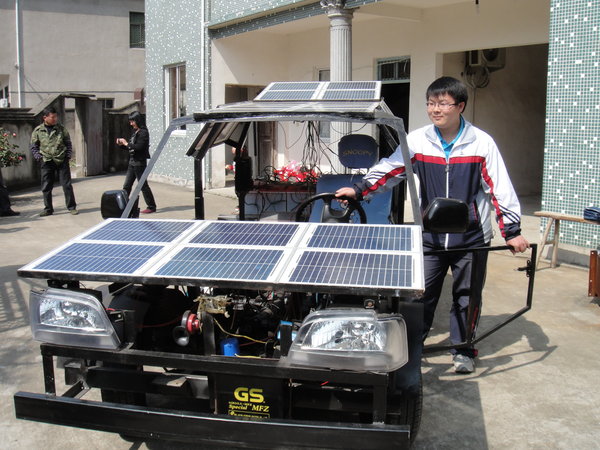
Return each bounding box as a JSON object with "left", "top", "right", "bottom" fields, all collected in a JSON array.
[{"left": 335, "top": 187, "right": 357, "bottom": 201}]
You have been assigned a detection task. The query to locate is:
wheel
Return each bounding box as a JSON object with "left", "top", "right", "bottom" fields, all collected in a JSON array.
[
  {"left": 387, "top": 372, "right": 423, "bottom": 445},
  {"left": 294, "top": 192, "right": 367, "bottom": 223},
  {"left": 99, "top": 362, "right": 146, "bottom": 442}
]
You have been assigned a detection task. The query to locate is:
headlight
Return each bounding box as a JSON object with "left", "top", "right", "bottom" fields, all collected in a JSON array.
[
  {"left": 29, "top": 288, "right": 120, "bottom": 349},
  {"left": 283, "top": 309, "right": 408, "bottom": 372}
]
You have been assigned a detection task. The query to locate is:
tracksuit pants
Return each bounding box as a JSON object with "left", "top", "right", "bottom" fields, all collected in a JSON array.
[{"left": 421, "top": 245, "right": 489, "bottom": 358}]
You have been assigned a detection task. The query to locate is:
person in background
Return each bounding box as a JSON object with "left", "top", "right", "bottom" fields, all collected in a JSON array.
[
  {"left": 116, "top": 111, "right": 157, "bottom": 214},
  {"left": 30, "top": 106, "right": 77, "bottom": 216},
  {"left": 0, "top": 170, "right": 19, "bottom": 217},
  {"left": 336, "top": 76, "right": 529, "bottom": 374}
]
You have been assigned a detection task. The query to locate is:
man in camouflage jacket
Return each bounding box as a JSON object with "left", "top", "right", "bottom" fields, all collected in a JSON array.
[{"left": 30, "top": 106, "right": 77, "bottom": 216}]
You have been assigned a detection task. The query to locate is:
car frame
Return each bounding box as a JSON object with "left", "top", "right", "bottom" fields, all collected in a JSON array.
[{"left": 14, "top": 82, "right": 536, "bottom": 449}]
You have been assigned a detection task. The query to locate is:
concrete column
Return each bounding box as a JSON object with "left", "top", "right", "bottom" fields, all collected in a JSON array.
[
  {"left": 321, "top": 0, "right": 355, "bottom": 173},
  {"left": 321, "top": 0, "right": 354, "bottom": 82}
]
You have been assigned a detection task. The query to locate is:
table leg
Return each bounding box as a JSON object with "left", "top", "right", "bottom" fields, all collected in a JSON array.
[
  {"left": 537, "top": 218, "right": 555, "bottom": 268},
  {"left": 551, "top": 219, "right": 560, "bottom": 268}
]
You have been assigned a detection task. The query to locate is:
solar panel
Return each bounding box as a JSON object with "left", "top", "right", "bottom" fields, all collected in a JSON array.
[
  {"left": 327, "top": 81, "right": 379, "bottom": 90},
  {"left": 156, "top": 247, "right": 284, "bottom": 281},
  {"left": 190, "top": 221, "right": 299, "bottom": 247},
  {"left": 307, "top": 225, "right": 412, "bottom": 251},
  {"left": 33, "top": 242, "right": 164, "bottom": 275},
  {"left": 288, "top": 252, "right": 413, "bottom": 288},
  {"left": 84, "top": 220, "right": 195, "bottom": 243},
  {"left": 19, "top": 219, "right": 424, "bottom": 295},
  {"left": 255, "top": 81, "right": 381, "bottom": 102}
]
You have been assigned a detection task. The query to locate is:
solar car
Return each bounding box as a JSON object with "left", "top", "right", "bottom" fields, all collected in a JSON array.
[{"left": 13, "top": 82, "right": 535, "bottom": 448}]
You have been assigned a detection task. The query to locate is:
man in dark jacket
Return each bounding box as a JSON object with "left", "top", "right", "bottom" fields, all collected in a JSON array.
[
  {"left": 30, "top": 106, "right": 77, "bottom": 216},
  {"left": 116, "top": 111, "right": 157, "bottom": 213}
]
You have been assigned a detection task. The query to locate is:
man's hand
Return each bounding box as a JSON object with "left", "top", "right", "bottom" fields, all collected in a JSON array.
[
  {"left": 506, "top": 235, "right": 529, "bottom": 254},
  {"left": 335, "top": 187, "right": 357, "bottom": 200}
]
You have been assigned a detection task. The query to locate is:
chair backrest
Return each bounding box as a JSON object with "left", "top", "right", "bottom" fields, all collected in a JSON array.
[
  {"left": 337, "top": 134, "right": 379, "bottom": 169},
  {"left": 308, "top": 134, "right": 393, "bottom": 224}
]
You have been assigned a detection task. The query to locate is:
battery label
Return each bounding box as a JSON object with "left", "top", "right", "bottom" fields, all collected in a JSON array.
[
  {"left": 215, "top": 375, "right": 286, "bottom": 419},
  {"left": 227, "top": 387, "right": 270, "bottom": 419}
]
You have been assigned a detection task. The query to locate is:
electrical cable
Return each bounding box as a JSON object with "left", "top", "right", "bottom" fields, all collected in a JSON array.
[{"left": 213, "top": 316, "right": 268, "bottom": 344}]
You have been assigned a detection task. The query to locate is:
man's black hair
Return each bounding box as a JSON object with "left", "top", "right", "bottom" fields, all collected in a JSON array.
[
  {"left": 42, "top": 106, "right": 57, "bottom": 117},
  {"left": 426, "top": 76, "right": 468, "bottom": 107},
  {"left": 128, "top": 111, "right": 146, "bottom": 129}
]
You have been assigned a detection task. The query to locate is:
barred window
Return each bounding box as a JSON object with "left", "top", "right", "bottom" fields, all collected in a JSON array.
[{"left": 130, "top": 12, "right": 145, "bottom": 48}]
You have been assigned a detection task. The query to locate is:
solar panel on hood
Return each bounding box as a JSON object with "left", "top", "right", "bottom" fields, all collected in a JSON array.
[{"left": 19, "top": 219, "right": 423, "bottom": 295}]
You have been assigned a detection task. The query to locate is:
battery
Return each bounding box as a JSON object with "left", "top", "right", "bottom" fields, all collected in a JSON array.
[{"left": 215, "top": 374, "right": 287, "bottom": 419}]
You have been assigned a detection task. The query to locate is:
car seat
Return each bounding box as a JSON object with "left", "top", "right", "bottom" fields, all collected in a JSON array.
[{"left": 308, "top": 134, "right": 393, "bottom": 224}]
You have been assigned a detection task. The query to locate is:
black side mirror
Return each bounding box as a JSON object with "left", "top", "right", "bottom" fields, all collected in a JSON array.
[
  {"left": 422, "top": 197, "right": 468, "bottom": 233},
  {"left": 100, "top": 190, "right": 139, "bottom": 219}
]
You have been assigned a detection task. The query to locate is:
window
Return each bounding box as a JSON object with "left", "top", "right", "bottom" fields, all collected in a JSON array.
[
  {"left": 130, "top": 12, "right": 145, "bottom": 48},
  {"left": 376, "top": 57, "right": 411, "bottom": 82},
  {"left": 0, "top": 85, "right": 8, "bottom": 108},
  {"left": 165, "top": 64, "right": 187, "bottom": 129},
  {"left": 98, "top": 98, "right": 114, "bottom": 109}
]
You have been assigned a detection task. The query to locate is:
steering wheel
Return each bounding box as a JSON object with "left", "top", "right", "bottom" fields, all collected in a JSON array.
[{"left": 295, "top": 192, "right": 367, "bottom": 223}]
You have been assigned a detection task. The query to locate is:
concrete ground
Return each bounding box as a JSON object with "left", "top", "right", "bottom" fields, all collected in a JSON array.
[{"left": 1, "top": 174, "right": 599, "bottom": 449}]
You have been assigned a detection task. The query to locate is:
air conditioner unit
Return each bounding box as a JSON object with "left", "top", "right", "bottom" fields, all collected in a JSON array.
[{"left": 466, "top": 48, "right": 506, "bottom": 72}]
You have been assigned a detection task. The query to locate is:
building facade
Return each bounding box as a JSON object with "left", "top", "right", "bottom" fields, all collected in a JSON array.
[{"left": 0, "top": 0, "right": 146, "bottom": 109}]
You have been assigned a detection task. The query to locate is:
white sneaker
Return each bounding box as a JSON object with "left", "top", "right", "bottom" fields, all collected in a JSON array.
[{"left": 453, "top": 354, "right": 474, "bottom": 373}]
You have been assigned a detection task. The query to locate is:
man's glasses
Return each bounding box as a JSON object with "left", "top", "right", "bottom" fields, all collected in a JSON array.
[{"left": 426, "top": 102, "right": 458, "bottom": 110}]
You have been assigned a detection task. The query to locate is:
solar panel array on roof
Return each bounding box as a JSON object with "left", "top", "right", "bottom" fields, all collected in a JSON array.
[
  {"left": 20, "top": 219, "right": 423, "bottom": 295},
  {"left": 254, "top": 81, "right": 381, "bottom": 102}
]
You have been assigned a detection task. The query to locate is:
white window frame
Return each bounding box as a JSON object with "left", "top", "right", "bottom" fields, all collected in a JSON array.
[{"left": 164, "top": 63, "right": 187, "bottom": 136}]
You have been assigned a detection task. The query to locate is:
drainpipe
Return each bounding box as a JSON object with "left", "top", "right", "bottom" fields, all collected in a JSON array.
[
  {"left": 200, "top": 0, "right": 211, "bottom": 188},
  {"left": 15, "top": 0, "right": 24, "bottom": 107}
]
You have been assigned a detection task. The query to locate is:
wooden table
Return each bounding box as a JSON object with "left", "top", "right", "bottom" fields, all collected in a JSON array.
[{"left": 534, "top": 211, "right": 598, "bottom": 268}]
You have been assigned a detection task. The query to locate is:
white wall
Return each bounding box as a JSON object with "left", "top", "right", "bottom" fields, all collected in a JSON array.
[{"left": 209, "top": 0, "right": 550, "bottom": 190}]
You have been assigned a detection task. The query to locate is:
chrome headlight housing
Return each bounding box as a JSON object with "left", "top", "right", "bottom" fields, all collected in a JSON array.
[
  {"left": 283, "top": 309, "right": 409, "bottom": 372},
  {"left": 29, "top": 288, "right": 120, "bottom": 349}
]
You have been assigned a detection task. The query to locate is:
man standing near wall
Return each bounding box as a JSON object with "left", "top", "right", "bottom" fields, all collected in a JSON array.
[
  {"left": 30, "top": 107, "right": 78, "bottom": 216},
  {"left": 336, "top": 76, "right": 529, "bottom": 373}
]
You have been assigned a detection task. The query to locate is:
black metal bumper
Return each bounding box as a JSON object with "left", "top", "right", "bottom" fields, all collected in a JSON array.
[
  {"left": 14, "top": 344, "right": 414, "bottom": 448},
  {"left": 14, "top": 391, "right": 410, "bottom": 448}
]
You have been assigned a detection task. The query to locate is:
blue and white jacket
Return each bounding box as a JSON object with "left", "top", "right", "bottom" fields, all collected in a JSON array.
[{"left": 353, "top": 119, "right": 522, "bottom": 249}]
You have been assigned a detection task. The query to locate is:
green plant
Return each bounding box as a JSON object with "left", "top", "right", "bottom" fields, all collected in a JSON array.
[{"left": 0, "top": 128, "right": 25, "bottom": 167}]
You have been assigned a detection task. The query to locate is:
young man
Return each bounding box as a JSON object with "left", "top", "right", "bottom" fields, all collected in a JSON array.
[
  {"left": 30, "top": 106, "right": 78, "bottom": 216},
  {"left": 336, "top": 76, "right": 529, "bottom": 373}
]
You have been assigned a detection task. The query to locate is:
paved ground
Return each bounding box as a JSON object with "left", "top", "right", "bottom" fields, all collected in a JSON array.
[{"left": 1, "top": 174, "right": 599, "bottom": 449}]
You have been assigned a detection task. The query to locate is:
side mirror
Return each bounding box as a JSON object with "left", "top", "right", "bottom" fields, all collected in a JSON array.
[
  {"left": 422, "top": 197, "right": 468, "bottom": 233},
  {"left": 100, "top": 190, "right": 139, "bottom": 219}
]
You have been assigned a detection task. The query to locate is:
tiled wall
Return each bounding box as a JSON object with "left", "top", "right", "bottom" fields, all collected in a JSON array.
[
  {"left": 209, "top": 0, "right": 306, "bottom": 25},
  {"left": 543, "top": 1, "right": 600, "bottom": 247},
  {"left": 145, "top": 0, "right": 208, "bottom": 185}
]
